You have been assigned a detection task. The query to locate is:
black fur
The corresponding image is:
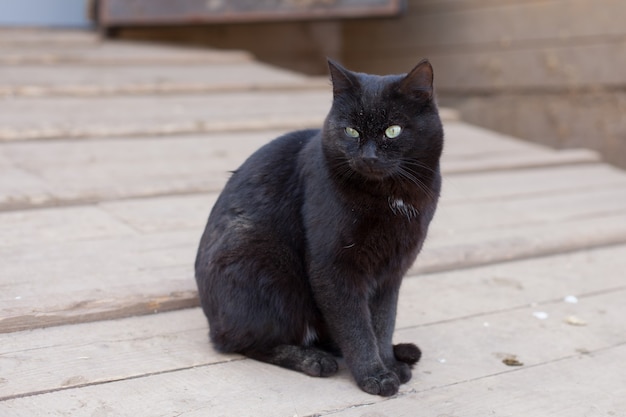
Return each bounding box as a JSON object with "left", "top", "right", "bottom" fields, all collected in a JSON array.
[{"left": 195, "top": 59, "right": 443, "bottom": 396}]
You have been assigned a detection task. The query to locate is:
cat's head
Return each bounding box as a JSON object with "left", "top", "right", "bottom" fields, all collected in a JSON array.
[{"left": 322, "top": 59, "right": 443, "bottom": 186}]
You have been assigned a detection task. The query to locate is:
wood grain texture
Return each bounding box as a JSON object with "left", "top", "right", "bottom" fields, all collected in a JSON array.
[
  {"left": 0, "top": 122, "right": 599, "bottom": 211},
  {"left": 2, "top": 27, "right": 626, "bottom": 416},
  {"left": 2, "top": 286, "right": 624, "bottom": 414}
]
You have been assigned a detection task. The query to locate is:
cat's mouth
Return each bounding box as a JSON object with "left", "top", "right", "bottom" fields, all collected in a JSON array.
[{"left": 351, "top": 159, "right": 393, "bottom": 180}]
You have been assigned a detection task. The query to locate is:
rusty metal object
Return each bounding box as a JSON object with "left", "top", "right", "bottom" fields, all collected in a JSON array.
[{"left": 98, "top": 0, "right": 405, "bottom": 27}]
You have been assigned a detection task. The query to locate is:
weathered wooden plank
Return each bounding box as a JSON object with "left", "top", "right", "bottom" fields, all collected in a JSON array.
[
  {"left": 0, "top": 229, "right": 200, "bottom": 333},
  {"left": 96, "top": 175, "right": 626, "bottom": 237},
  {"left": 0, "top": 40, "right": 252, "bottom": 65},
  {"left": 417, "top": 212, "right": 626, "bottom": 274},
  {"left": 435, "top": 185, "right": 626, "bottom": 233},
  {"left": 0, "top": 123, "right": 604, "bottom": 211},
  {"left": 328, "top": 346, "right": 626, "bottom": 417},
  {"left": 3, "top": 161, "right": 625, "bottom": 242},
  {"left": 442, "top": 163, "right": 626, "bottom": 203},
  {"left": 0, "top": 63, "right": 327, "bottom": 97},
  {"left": 2, "top": 287, "right": 623, "bottom": 414},
  {"left": 400, "top": 243, "right": 626, "bottom": 329},
  {"left": 0, "top": 131, "right": 274, "bottom": 209},
  {"left": 0, "top": 91, "right": 329, "bottom": 141},
  {"left": 0, "top": 205, "right": 136, "bottom": 247},
  {"left": 332, "top": 350, "right": 626, "bottom": 416},
  {"left": 99, "top": 185, "right": 626, "bottom": 277},
  {"left": 0, "top": 309, "right": 230, "bottom": 401},
  {"left": 3, "top": 194, "right": 626, "bottom": 334},
  {"left": 0, "top": 28, "right": 96, "bottom": 46}
]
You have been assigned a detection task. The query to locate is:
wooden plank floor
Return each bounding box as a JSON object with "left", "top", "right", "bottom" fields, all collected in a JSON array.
[{"left": 1, "top": 28, "right": 625, "bottom": 416}]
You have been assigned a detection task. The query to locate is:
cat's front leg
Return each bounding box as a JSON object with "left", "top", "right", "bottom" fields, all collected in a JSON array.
[
  {"left": 310, "top": 272, "right": 400, "bottom": 396},
  {"left": 370, "top": 286, "right": 415, "bottom": 384}
]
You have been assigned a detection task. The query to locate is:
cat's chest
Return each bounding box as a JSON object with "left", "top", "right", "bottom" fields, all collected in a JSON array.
[{"left": 344, "top": 199, "right": 423, "bottom": 255}]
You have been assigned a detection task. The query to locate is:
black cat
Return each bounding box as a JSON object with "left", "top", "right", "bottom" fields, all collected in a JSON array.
[{"left": 195, "top": 59, "right": 443, "bottom": 396}]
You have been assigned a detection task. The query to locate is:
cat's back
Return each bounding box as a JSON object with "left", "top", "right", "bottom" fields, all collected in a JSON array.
[
  {"left": 217, "top": 128, "right": 318, "bottom": 207},
  {"left": 196, "top": 128, "right": 319, "bottom": 268}
]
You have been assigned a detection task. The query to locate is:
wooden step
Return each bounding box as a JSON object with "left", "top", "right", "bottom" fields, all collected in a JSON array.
[
  {"left": 2, "top": 245, "right": 625, "bottom": 411},
  {"left": 0, "top": 65, "right": 328, "bottom": 98},
  {"left": 3, "top": 175, "right": 626, "bottom": 333},
  {"left": 0, "top": 123, "right": 601, "bottom": 211},
  {"left": 0, "top": 39, "right": 252, "bottom": 66}
]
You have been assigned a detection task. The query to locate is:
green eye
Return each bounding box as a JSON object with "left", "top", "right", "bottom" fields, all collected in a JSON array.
[
  {"left": 385, "top": 125, "right": 402, "bottom": 139},
  {"left": 344, "top": 127, "right": 360, "bottom": 139}
]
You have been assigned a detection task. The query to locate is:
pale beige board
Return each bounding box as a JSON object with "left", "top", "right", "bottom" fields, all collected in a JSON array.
[
  {"left": 0, "top": 205, "right": 136, "bottom": 247},
  {"left": 396, "top": 292, "right": 626, "bottom": 393},
  {"left": 435, "top": 184, "right": 626, "bottom": 233},
  {"left": 0, "top": 309, "right": 231, "bottom": 401},
  {"left": 0, "top": 230, "right": 200, "bottom": 333},
  {"left": 443, "top": 122, "right": 553, "bottom": 155},
  {"left": 0, "top": 131, "right": 277, "bottom": 209},
  {"left": 0, "top": 91, "right": 330, "bottom": 141},
  {"left": 0, "top": 64, "right": 328, "bottom": 98},
  {"left": 445, "top": 148, "right": 598, "bottom": 174},
  {"left": 399, "top": 243, "right": 626, "bottom": 329},
  {"left": 101, "top": 179, "right": 626, "bottom": 275},
  {"left": 96, "top": 179, "right": 626, "bottom": 241},
  {"left": 0, "top": 40, "right": 252, "bottom": 65},
  {"left": 1, "top": 289, "right": 624, "bottom": 415},
  {"left": 0, "top": 358, "right": 381, "bottom": 417},
  {"left": 0, "top": 167, "right": 54, "bottom": 210},
  {"left": 3, "top": 164, "right": 616, "bottom": 249},
  {"left": 3, "top": 201, "right": 626, "bottom": 333},
  {"left": 3, "top": 156, "right": 626, "bottom": 332},
  {"left": 0, "top": 28, "right": 96, "bottom": 46},
  {"left": 97, "top": 163, "right": 626, "bottom": 234},
  {"left": 328, "top": 346, "right": 626, "bottom": 417},
  {"left": 417, "top": 212, "right": 626, "bottom": 274},
  {"left": 99, "top": 194, "right": 218, "bottom": 234},
  {"left": 0, "top": 125, "right": 606, "bottom": 211},
  {"left": 443, "top": 163, "right": 626, "bottom": 203}
]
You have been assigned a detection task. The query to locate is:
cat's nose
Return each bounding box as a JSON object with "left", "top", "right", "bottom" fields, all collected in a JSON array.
[{"left": 361, "top": 143, "right": 378, "bottom": 164}]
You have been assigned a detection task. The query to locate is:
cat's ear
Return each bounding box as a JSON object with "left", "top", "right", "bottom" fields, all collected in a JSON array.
[
  {"left": 398, "top": 59, "right": 434, "bottom": 100},
  {"left": 327, "top": 59, "right": 359, "bottom": 97}
]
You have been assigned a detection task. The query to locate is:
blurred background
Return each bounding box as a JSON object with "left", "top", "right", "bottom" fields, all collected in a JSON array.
[{"left": 2, "top": 0, "right": 624, "bottom": 169}]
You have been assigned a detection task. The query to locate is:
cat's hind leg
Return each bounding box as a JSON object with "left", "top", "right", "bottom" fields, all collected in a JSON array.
[{"left": 243, "top": 345, "right": 339, "bottom": 377}]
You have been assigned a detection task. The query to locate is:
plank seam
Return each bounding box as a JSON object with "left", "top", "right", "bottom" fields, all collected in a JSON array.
[{"left": 0, "top": 357, "right": 246, "bottom": 403}]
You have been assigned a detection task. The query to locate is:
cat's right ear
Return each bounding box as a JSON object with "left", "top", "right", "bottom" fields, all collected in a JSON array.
[{"left": 327, "top": 59, "right": 358, "bottom": 97}]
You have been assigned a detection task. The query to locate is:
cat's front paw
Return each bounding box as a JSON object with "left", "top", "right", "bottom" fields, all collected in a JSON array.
[
  {"left": 358, "top": 370, "right": 400, "bottom": 397},
  {"left": 388, "top": 360, "right": 412, "bottom": 384}
]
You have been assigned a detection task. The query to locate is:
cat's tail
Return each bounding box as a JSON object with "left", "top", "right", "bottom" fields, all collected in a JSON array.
[{"left": 393, "top": 343, "right": 422, "bottom": 367}]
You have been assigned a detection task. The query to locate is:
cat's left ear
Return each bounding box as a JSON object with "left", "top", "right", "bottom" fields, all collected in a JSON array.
[{"left": 398, "top": 59, "right": 434, "bottom": 100}]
